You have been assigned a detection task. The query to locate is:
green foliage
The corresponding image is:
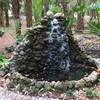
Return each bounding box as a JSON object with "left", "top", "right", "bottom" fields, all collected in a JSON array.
[
  {"left": 65, "top": 16, "right": 76, "bottom": 28},
  {"left": 0, "top": 53, "right": 9, "bottom": 67},
  {"left": 0, "top": 0, "right": 9, "bottom": 10},
  {"left": 66, "top": 89, "right": 75, "bottom": 96},
  {"left": 32, "top": 0, "right": 42, "bottom": 24},
  {"left": 31, "top": 85, "right": 40, "bottom": 93},
  {"left": 15, "top": 19, "right": 21, "bottom": 34},
  {"left": 84, "top": 88, "right": 100, "bottom": 97},
  {"left": 0, "top": 28, "right": 5, "bottom": 37},
  {"left": 88, "top": 1, "right": 100, "bottom": 36},
  {"left": 50, "top": 5, "right": 62, "bottom": 14},
  {"left": 73, "top": 0, "right": 87, "bottom": 14},
  {"left": 88, "top": 21, "right": 100, "bottom": 36},
  {"left": 16, "top": 34, "right": 25, "bottom": 45},
  {"left": 89, "top": 1, "right": 100, "bottom": 11}
]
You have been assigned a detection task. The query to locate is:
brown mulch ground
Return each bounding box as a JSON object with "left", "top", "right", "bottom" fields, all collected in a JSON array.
[{"left": 74, "top": 34, "right": 100, "bottom": 58}]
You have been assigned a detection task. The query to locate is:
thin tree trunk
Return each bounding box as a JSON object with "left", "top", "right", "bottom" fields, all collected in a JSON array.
[
  {"left": 5, "top": 9, "right": 9, "bottom": 27},
  {"left": 76, "top": 0, "right": 84, "bottom": 31},
  {"left": 24, "top": 0, "right": 32, "bottom": 27},
  {"left": 76, "top": 14, "right": 84, "bottom": 31},
  {"left": 41, "top": 0, "right": 49, "bottom": 17},
  {"left": 61, "top": 0, "right": 68, "bottom": 17},
  {"left": 0, "top": 5, "right": 4, "bottom": 27},
  {"left": 12, "top": 0, "right": 21, "bottom": 35}
]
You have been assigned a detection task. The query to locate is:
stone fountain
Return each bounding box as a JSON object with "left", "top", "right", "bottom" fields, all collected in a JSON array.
[{"left": 0, "top": 13, "right": 98, "bottom": 82}]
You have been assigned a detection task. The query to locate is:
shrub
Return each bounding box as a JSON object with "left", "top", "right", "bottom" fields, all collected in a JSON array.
[
  {"left": 0, "top": 53, "right": 9, "bottom": 67},
  {"left": 50, "top": 5, "right": 63, "bottom": 14},
  {"left": 0, "top": 28, "right": 5, "bottom": 37},
  {"left": 84, "top": 87, "right": 100, "bottom": 97},
  {"left": 32, "top": 0, "right": 42, "bottom": 24},
  {"left": 88, "top": 21, "right": 100, "bottom": 36},
  {"left": 16, "top": 35, "right": 25, "bottom": 45},
  {"left": 65, "top": 16, "right": 76, "bottom": 28}
]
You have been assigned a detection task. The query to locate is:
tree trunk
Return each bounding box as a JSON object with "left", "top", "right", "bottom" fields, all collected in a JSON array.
[
  {"left": 41, "top": 0, "right": 49, "bottom": 17},
  {"left": 24, "top": 0, "right": 32, "bottom": 27},
  {"left": 0, "top": 5, "right": 4, "bottom": 27},
  {"left": 61, "top": 0, "right": 68, "bottom": 16},
  {"left": 5, "top": 9, "right": 9, "bottom": 27},
  {"left": 12, "top": 0, "right": 21, "bottom": 35},
  {"left": 76, "top": 14, "right": 84, "bottom": 31},
  {"left": 76, "top": 0, "right": 84, "bottom": 31}
]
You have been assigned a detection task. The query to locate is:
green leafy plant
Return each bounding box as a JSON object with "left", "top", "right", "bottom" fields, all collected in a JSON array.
[
  {"left": 66, "top": 89, "right": 75, "bottom": 96},
  {"left": 65, "top": 16, "right": 76, "bottom": 28},
  {"left": 84, "top": 88, "right": 100, "bottom": 97},
  {"left": 15, "top": 19, "right": 21, "bottom": 35},
  {"left": 72, "top": 0, "right": 87, "bottom": 14},
  {"left": 89, "top": 1, "right": 100, "bottom": 12},
  {"left": 0, "top": 53, "right": 9, "bottom": 67},
  {"left": 50, "top": 4, "right": 62, "bottom": 14},
  {"left": 16, "top": 34, "right": 25, "bottom": 45},
  {"left": 88, "top": 21, "right": 100, "bottom": 36},
  {"left": 89, "top": 1, "right": 100, "bottom": 24},
  {"left": 32, "top": 0, "right": 42, "bottom": 24},
  {"left": 0, "top": 28, "right": 5, "bottom": 37}
]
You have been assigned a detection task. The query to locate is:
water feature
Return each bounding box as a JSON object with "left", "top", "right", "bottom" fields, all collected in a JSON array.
[
  {"left": 1, "top": 14, "right": 96, "bottom": 82},
  {"left": 43, "top": 18, "right": 71, "bottom": 81}
]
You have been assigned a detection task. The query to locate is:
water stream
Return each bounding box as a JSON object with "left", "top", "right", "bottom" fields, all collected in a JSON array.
[{"left": 44, "top": 18, "right": 71, "bottom": 81}]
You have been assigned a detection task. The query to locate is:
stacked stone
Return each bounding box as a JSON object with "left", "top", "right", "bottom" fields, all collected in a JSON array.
[
  {"left": 1, "top": 14, "right": 70, "bottom": 81},
  {"left": 1, "top": 25, "right": 47, "bottom": 79}
]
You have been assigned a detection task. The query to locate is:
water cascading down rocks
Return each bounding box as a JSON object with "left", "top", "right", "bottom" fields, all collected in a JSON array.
[
  {"left": 0, "top": 14, "right": 98, "bottom": 81},
  {"left": 43, "top": 18, "right": 71, "bottom": 81}
]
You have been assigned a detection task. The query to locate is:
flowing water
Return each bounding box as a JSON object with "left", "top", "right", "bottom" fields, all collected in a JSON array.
[{"left": 43, "top": 18, "right": 71, "bottom": 81}]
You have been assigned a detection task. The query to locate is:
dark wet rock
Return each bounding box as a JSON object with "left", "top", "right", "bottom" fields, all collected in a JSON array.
[
  {"left": 41, "top": 17, "right": 48, "bottom": 26},
  {"left": 5, "top": 45, "right": 15, "bottom": 53}
]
